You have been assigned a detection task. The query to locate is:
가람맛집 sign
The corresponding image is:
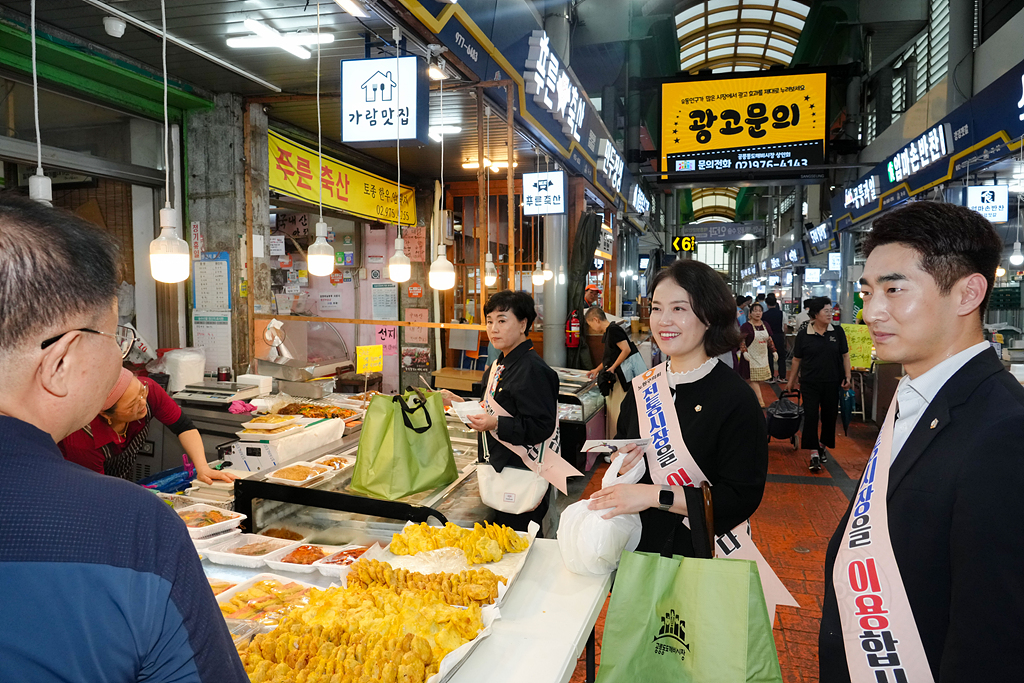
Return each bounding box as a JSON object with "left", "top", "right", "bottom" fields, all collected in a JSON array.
[{"left": 661, "top": 72, "right": 827, "bottom": 176}]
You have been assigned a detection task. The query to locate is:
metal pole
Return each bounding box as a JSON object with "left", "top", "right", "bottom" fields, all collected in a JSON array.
[
  {"left": 506, "top": 83, "right": 516, "bottom": 292},
  {"left": 543, "top": 212, "right": 567, "bottom": 367},
  {"left": 477, "top": 92, "right": 488, "bottom": 309}
]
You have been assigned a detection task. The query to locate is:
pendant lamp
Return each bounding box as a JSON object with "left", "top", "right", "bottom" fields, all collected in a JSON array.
[
  {"left": 1011, "top": 241, "right": 1024, "bottom": 267},
  {"left": 531, "top": 260, "right": 545, "bottom": 286},
  {"left": 307, "top": 221, "right": 335, "bottom": 276},
  {"left": 389, "top": 237, "right": 412, "bottom": 282},
  {"left": 557, "top": 266, "right": 566, "bottom": 285},
  {"left": 543, "top": 262, "right": 553, "bottom": 281},
  {"left": 429, "top": 244, "right": 456, "bottom": 290},
  {"left": 484, "top": 252, "right": 498, "bottom": 287}
]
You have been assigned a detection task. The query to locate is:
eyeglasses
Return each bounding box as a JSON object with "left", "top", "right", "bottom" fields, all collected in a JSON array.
[
  {"left": 40, "top": 325, "right": 137, "bottom": 360},
  {"left": 126, "top": 382, "right": 149, "bottom": 412}
]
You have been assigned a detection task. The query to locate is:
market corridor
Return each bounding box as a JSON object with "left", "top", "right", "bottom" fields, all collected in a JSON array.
[{"left": 570, "top": 382, "right": 876, "bottom": 683}]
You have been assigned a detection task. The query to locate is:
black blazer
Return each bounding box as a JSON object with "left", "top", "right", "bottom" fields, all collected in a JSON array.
[
  {"left": 477, "top": 339, "right": 559, "bottom": 473},
  {"left": 820, "top": 349, "right": 1024, "bottom": 682}
]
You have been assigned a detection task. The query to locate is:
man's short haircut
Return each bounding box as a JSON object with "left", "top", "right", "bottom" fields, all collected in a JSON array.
[
  {"left": 736, "top": 294, "right": 745, "bottom": 306},
  {"left": 803, "top": 298, "right": 814, "bottom": 309},
  {"left": 584, "top": 306, "right": 607, "bottom": 322},
  {"left": 863, "top": 201, "right": 1002, "bottom": 319},
  {"left": 484, "top": 290, "right": 538, "bottom": 333},
  {"left": 806, "top": 296, "right": 832, "bottom": 318},
  {"left": 649, "top": 260, "right": 741, "bottom": 356},
  {"left": 755, "top": 293, "right": 766, "bottom": 302},
  {"left": 0, "top": 193, "right": 120, "bottom": 352},
  {"left": 765, "top": 293, "right": 778, "bottom": 306}
]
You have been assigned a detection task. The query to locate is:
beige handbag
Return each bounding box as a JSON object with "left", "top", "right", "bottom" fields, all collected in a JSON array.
[{"left": 477, "top": 462, "right": 548, "bottom": 514}]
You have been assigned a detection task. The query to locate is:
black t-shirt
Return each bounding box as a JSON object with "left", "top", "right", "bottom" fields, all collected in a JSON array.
[
  {"left": 762, "top": 307, "right": 784, "bottom": 339},
  {"left": 602, "top": 323, "right": 638, "bottom": 385},
  {"left": 792, "top": 324, "right": 849, "bottom": 382}
]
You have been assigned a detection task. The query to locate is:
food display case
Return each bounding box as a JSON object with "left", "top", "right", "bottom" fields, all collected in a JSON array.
[
  {"left": 233, "top": 417, "right": 494, "bottom": 546},
  {"left": 552, "top": 367, "right": 606, "bottom": 472},
  {"left": 252, "top": 319, "right": 354, "bottom": 398}
]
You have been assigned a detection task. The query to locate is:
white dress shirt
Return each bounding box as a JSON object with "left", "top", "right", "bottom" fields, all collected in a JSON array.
[{"left": 890, "top": 341, "right": 991, "bottom": 461}]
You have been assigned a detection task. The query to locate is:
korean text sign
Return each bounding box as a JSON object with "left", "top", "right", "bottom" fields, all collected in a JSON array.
[
  {"left": 269, "top": 131, "right": 416, "bottom": 226},
  {"left": 356, "top": 345, "right": 384, "bottom": 374},
  {"left": 661, "top": 72, "right": 827, "bottom": 174},
  {"left": 340, "top": 56, "right": 428, "bottom": 146},
  {"left": 523, "top": 171, "right": 565, "bottom": 215}
]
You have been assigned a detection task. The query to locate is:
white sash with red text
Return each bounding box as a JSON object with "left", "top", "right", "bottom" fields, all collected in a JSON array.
[
  {"left": 833, "top": 400, "right": 933, "bottom": 683},
  {"left": 482, "top": 363, "right": 582, "bottom": 495},
  {"left": 632, "top": 361, "right": 799, "bottom": 624}
]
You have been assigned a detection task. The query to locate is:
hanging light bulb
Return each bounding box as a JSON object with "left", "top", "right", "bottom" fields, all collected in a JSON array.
[
  {"left": 996, "top": 265, "right": 1007, "bottom": 278},
  {"left": 29, "top": 172, "right": 51, "bottom": 206},
  {"left": 429, "top": 244, "right": 456, "bottom": 290},
  {"left": 1010, "top": 241, "right": 1024, "bottom": 266},
  {"left": 484, "top": 252, "right": 498, "bottom": 287},
  {"left": 531, "top": 260, "right": 545, "bottom": 286},
  {"left": 389, "top": 237, "right": 411, "bottom": 282},
  {"left": 543, "top": 262, "right": 553, "bottom": 281},
  {"left": 557, "top": 265, "right": 566, "bottom": 285},
  {"left": 149, "top": 206, "right": 190, "bottom": 283},
  {"left": 307, "top": 221, "right": 335, "bottom": 276}
]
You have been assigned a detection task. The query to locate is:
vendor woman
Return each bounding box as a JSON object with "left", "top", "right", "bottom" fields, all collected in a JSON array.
[
  {"left": 60, "top": 368, "right": 236, "bottom": 484},
  {"left": 588, "top": 259, "right": 768, "bottom": 556}
]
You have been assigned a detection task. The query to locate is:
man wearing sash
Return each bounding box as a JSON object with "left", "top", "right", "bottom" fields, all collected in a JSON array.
[{"left": 820, "top": 201, "right": 1024, "bottom": 681}]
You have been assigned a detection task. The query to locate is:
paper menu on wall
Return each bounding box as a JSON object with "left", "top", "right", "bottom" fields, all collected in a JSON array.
[
  {"left": 403, "top": 224, "right": 426, "bottom": 262},
  {"left": 192, "top": 252, "right": 231, "bottom": 311},
  {"left": 371, "top": 282, "right": 398, "bottom": 320},
  {"left": 405, "top": 308, "right": 429, "bottom": 344},
  {"left": 192, "top": 311, "right": 232, "bottom": 373}
]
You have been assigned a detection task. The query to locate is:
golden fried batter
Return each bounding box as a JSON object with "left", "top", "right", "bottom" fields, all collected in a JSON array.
[
  {"left": 347, "top": 558, "right": 506, "bottom": 607},
  {"left": 389, "top": 522, "right": 528, "bottom": 565}
]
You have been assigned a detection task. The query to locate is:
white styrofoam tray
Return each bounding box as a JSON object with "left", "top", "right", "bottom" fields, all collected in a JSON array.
[
  {"left": 313, "top": 543, "right": 385, "bottom": 581},
  {"left": 264, "top": 461, "right": 333, "bottom": 487},
  {"left": 236, "top": 423, "right": 305, "bottom": 441},
  {"left": 215, "top": 572, "right": 320, "bottom": 623},
  {"left": 204, "top": 534, "right": 300, "bottom": 569},
  {"left": 264, "top": 543, "right": 355, "bottom": 574},
  {"left": 311, "top": 453, "right": 355, "bottom": 472},
  {"left": 176, "top": 503, "right": 246, "bottom": 539},
  {"left": 240, "top": 416, "right": 301, "bottom": 430}
]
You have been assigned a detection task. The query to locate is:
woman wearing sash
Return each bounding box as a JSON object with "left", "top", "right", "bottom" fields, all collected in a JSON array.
[
  {"left": 460, "top": 290, "right": 560, "bottom": 534},
  {"left": 59, "top": 368, "right": 236, "bottom": 484},
  {"left": 588, "top": 260, "right": 768, "bottom": 556}
]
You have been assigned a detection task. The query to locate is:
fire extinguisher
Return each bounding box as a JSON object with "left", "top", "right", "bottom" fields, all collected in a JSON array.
[{"left": 565, "top": 310, "right": 581, "bottom": 348}]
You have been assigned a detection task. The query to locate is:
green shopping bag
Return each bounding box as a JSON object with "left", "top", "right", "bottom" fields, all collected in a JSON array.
[
  {"left": 596, "top": 484, "right": 782, "bottom": 683},
  {"left": 350, "top": 389, "right": 458, "bottom": 500}
]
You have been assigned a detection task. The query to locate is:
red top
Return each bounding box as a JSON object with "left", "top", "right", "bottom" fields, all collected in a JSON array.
[{"left": 59, "top": 377, "right": 184, "bottom": 474}]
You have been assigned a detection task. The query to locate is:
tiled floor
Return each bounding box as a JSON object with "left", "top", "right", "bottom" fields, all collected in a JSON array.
[{"left": 567, "top": 381, "right": 878, "bottom": 683}]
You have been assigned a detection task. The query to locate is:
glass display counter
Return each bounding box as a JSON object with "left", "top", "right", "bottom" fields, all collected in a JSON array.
[
  {"left": 234, "top": 418, "right": 493, "bottom": 546},
  {"left": 552, "top": 367, "right": 606, "bottom": 472}
]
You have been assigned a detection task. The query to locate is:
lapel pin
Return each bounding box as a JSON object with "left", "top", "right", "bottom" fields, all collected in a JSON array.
[
  {"left": 929, "top": 418, "right": 938, "bottom": 429},
  {"left": 695, "top": 405, "right": 702, "bottom": 412}
]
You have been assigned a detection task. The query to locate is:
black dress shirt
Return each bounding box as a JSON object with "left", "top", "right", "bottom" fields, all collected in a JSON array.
[{"left": 478, "top": 339, "right": 559, "bottom": 472}]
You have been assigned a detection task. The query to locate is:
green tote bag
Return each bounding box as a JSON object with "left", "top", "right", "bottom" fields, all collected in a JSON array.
[
  {"left": 595, "top": 485, "right": 782, "bottom": 683},
  {"left": 350, "top": 389, "right": 458, "bottom": 501}
]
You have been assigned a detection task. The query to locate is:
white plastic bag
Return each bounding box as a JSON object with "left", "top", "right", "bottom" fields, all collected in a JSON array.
[{"left": 557, "top": 454, "right": 646, "bottom": 576}]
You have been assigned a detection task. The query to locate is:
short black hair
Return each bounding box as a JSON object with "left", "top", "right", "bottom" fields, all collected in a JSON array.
[
  {"left": 749, "top": 302, "right": 764, "bottom": 313},
  {"left": 484, "top": 290, "right": 538, "bottom": 333},
  {"left": 649, "top": 260, "right": 741, "bottom": 356},
  {"left": 765, "top": 293, "right": 777, "bottom": 306},
  {"left": 584, "top": 306, "right": 607, "bottom": 322},
  {"left": 803, "top": 298, "right": 814, "bottom": 309},
  {"left": 806, "top": 296, "right": 832, "bottom": 317},
  {"left": 735, "top": 295, "right": 745, "bottom": 306},
  {"left": 755, "top": 293, "right": 766, "bottom": 301},
  {"left": 863, "top": 200, "right": 1002, "bottom": 319},
  {"left": 0, "top": 193, "right": 120, "bottom": 352}
]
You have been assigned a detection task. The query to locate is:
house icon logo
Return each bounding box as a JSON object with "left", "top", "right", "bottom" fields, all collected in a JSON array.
[
  {"left": 362, "top": 71, "right": 396, "bottom": 103},
  {"left": 652, "top": 608, "right": 690, "bottom": 661}
]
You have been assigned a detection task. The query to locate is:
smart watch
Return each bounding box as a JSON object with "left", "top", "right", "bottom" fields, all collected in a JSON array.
[{"left": 658, "top": 486, "right": 674, "bottom": 511}]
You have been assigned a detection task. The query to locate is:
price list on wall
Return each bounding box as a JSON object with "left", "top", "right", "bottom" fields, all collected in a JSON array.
[{"left": 192, "top": 252, "right": 231, "bottom": 311}]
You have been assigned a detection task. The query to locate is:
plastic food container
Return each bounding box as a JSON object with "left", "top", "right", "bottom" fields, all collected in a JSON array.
[
  {"left": 216, "top": 573, "right": 318, "bottom": 624},
  {"left": 240, "top": 416, "right": 300, "bottom": 430},
  {"left": 192, "top": 527, "right": 242, "bottom": 550},
  {"left": 204, "top": 534, "right": 299, "bottom": 568},
  {"left": 236, "top": 423, "right": 304, "bottom": 441},
  {"left": 313, "top": 544, "right": 375, "bottom": 580},
  {"left": 176, "top": 503, "right": 246, "bottom": 539},
  {"left": 311, "top": 454, "right": 354, "bottom": 471},
  {"left": 265, "top": 462, "right": 331, "bottom": 487},
  {"left": 264, "top": 543, "right": 351, "bottom": 574}
]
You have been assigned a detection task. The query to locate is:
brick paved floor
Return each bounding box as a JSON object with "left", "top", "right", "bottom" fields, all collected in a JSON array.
[{"left": 568, "top": 380, "right": 879, "bottom": 683}]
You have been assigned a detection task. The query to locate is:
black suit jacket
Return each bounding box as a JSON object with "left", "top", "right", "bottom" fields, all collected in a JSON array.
[{"left": 819, "top": 349, "right": 1024, "bottom": 682}]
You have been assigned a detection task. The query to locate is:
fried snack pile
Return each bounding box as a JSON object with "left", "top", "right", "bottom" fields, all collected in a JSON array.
[
  {"left": 347, "top": 558, "right": 506, "bottom": 607},
  {"left": 389, "top": 522, "right": 529, "bottom": 565},
  {"left": 239, "top": 582, "right": 485, "bottom": 683}
]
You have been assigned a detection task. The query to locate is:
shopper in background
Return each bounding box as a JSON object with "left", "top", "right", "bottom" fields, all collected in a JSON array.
[
  {"left": 788, "top": 296, "right": 851, "bottom": 472},
  {"left": 585, "top": 306, "right": 642, "bottom": 439},
  {"left": 589, "top": 260, "right": 768, "bottom": 556},
  {"left": 736, "top": 294, "right": 749, "bottom": 326},
  {"left": 791, "top": 298, "right": 813, "bottom": 333},
  {"left": 61, "top": 368, "right": 237, "bottom": 484},
  {"left": 464, "top": 290, "right": 559, "bottom": 533},
  {"left": 738, "top": 302, "right": 778, "bottom": 385},
  {"left": 0, "top": 194, "right": 247, "bottom": 682},
  {"left": 820, "top": 201, "right": 1024, "bottom": 681},
  {"left": 763, "top": 293, "right": 788, "bottom": 382},
  {"left": 584, "top": 284, "right": 601, "bottom": 307}
]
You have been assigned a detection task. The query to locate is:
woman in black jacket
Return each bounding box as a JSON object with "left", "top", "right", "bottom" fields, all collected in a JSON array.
[
  {"left": 588, "top": 260, "right": 768, "bottom": 557},
  {"left": 457, "top": 290, "right": 559, "bottom": 533}
]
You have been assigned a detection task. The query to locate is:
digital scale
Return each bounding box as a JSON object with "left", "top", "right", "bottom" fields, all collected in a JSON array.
[{"left": 172, "top": 381, "right": 260, "bottom": 405}]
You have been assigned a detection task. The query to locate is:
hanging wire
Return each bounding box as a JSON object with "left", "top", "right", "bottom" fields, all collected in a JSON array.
[
  {"left": 161, "top": 0, "right": 170, "bottom": 209},
  {"left": 30, "top": 0, "right": 42, "bottom": 175},
  {"left": 485, "top": 106, "right": 491, "bottom": 260},
  {"left": 395, "top": 31, "right": 401, "bottom": 235},
  {"left": 316, "top": 1, "right": 323, "bottom": 223}
]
